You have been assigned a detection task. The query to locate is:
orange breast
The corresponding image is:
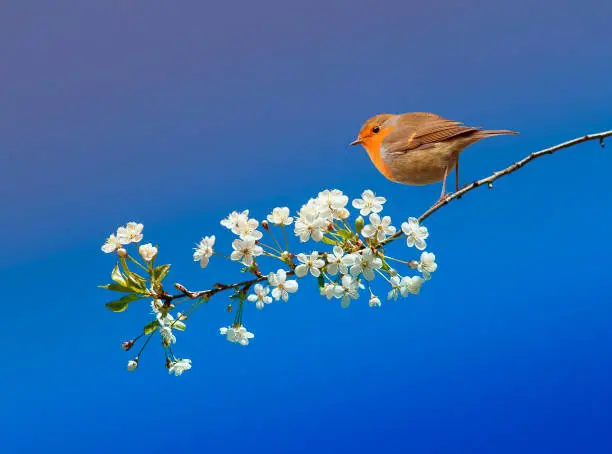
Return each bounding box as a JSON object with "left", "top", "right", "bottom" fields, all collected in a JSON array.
[{"left": 362, "top": 128, "right": 395, "bottom": 180}]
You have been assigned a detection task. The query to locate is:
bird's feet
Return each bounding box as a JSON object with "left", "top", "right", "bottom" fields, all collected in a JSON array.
[{"left": 432, "top": 193, "right": 451, "bottom": 209}]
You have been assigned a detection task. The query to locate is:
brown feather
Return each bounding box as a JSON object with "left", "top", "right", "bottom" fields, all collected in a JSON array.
[{"left": 383, "top": 113, "right": 479, "bottom": 155}]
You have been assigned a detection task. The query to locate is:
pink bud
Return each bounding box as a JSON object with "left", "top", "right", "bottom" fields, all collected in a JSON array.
[{"left": 122, "top": 340, "right": 135, "bottom": 351}]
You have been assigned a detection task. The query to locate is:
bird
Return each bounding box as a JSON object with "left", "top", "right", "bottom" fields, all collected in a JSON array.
[{"left": 350, "top": 112, "right": 518, "bottom": 202}]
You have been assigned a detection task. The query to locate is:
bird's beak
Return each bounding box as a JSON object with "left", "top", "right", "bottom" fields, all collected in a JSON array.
[{"left": 350, "top": 138, "right": 362, "bottom": 146}]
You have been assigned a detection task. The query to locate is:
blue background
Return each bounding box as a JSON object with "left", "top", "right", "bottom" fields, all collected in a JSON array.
[{"left": 2, "top": 1, "right": 612, "bottom": 453}]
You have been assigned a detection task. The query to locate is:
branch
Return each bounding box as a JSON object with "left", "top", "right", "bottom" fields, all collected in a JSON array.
[
  {"left": 415, "top": 130, "right": 612, "bottom": 224},
  {"left": 170, "top": 130, "right": 611, "bottom": 300}
]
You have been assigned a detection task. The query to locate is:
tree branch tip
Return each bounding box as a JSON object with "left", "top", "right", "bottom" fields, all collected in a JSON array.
[
  {"left": 174, "top": 283, "right": 188, "bottom": 293},
  {"left": 174, "top": 282, "right": 199, "bottom": 299}
]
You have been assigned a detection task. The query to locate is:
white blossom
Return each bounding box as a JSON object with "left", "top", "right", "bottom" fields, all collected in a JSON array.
[
  {"left": 294, "top": 205, "right": 328, "bottom": 242},
  {"left": 247, "top": 283, "right": 273, "bottom": 309},
  {"left": 338, "top": 275, "right": 360, "bottom": 308},
  {"left": 339, "top": 253, "right": 359, "bottom": 275},
  {"left": 321, "top": 282, "right": 342, "bottom": 300},
  {"left": 268, "top": 269, "right": 299, "bottom": 301},
  {"left": 168, "top": 358, "right": 192, "bottom": 376},
  {"left": 193, "top": 235, "right": 215, "bottom": 268},
  {"left": 150, "top": 299, "right": 163, "bottom": 315},
  {"left": 230, "top": 238, "right": 263, "bottom": 266},
  {"left": 400, "top": 276, "right": 424, "bottom": 296},
  {"left": 102, "top": 188, "right": 438, "bottom": 375},
  {"left": 369, "top": 295, "right": 382, "bottom": 307},
  {"left": 101, "top": 233, "right": 122, "bottom": 253},
  {"left": 295, "top": 252, "right": 325, "bottom": 278},
  {"left": 138, "top": 243, "right": 158, "bottom": 262},
  {"left": 221, "top": 210, "right": 249, "bottom": 232},
  {"left": 219, "top": 325, "right": 255, "bottom": 346},
  {"left": 418, "top": 252, "right": 438, "bottom": 280},
  {"left": 156, "top": 311, "right": 186, "bottom": 331},
  {"left": 349, "top": 248, "right": 383, "bottom": 281},
  {"left": 401, "top": 217, "right": 429, "bottom": 250},
  {"left": 387, "top": 275, "right": 402, "bottom": 301},
  {"left": 235, "top": 218, "right": 263, "bottom": 241},
  {"left": 361, "top": 214, "right": 396, "bottom": 242},
  {"left": 117, "top": 222, "right": 144, "bottom": 244},
  {"left": 267, "top": 207, "right": 293, "bottom": 226},
  {"left": 316, "top": 189, "right": 350, "bottom": 220},
  {"left": 352, "top": 190, "right": 386, "bottom": 216},
  {"left": 160, "top": 326, "right": 176, "bottom": 346},
  {"left": 325, "top": 246, "right": 345, "bottom": 276}
]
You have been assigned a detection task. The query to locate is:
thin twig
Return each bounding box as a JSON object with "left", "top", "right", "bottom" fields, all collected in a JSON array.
[
  {"left": 171, "top": 271, "right": 296, "bottom": 301},
  {"left": 170, "top": 130, "right": 611, "bottom": 300},
  {"left": 416, "top": 130, "right": 612, "bottom": 224}
]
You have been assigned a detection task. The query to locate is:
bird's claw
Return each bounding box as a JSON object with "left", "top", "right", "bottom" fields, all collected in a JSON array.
[{"left": 432, "top": 194, "right": 451, "bottom": 208}]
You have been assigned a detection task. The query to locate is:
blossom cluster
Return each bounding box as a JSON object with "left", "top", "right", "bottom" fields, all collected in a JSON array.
[
  {"left": 100, "top": 222, "right": 191, "bottom": 376},
  {"left": 101, "top": 189, "right": 438, "bottom": 375}
]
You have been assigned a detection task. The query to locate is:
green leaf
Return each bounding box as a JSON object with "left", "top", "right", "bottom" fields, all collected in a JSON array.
[
  {"left": 111, "top": 263, "right": 128, "bottom": 286},
  {"left": 337, "top": 229, "right": 353, "bottom": 240},
  {"left": 98, "top": 283, "right": 132, "bottom": 292},
  {"left": 126, "top": 271, "right": 147, "bottom": 292},
  {"left": 104, "top": 294, "right": 141, "bottom": 312},
  {"left": 143, "top": 320, "right": 159, "bottom": 335},
  {"left": 105, "top": 300, "right": 129, "bottom": 312},
  {"left": 172, "top": 320, "right": 187, "bottom": 331},
  {"left": 130, "top": 270, "right": 147, "bottom": 284},
  {"left": 322, "top": 236, "right": 336, "bottom": 245},
  {"left": 119, "top": 257, "right": 131, "bottom": 275},
  {"left": 118, "top": 258, "right": 148, "bottom": 292},
  {"left": 152, "top": 264, "right": 171, "bottom": 283}
]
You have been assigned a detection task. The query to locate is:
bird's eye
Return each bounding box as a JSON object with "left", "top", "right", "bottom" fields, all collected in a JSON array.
[{"left": 372, "top": 126, "right": 380, "bottom": 134}]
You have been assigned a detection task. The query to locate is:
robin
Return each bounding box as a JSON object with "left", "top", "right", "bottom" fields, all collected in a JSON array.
[{"left": 350, "top": 112, "right": 518, "bottom": 201}]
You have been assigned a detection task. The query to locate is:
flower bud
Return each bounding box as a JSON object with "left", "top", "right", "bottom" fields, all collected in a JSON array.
[
  {"left": 117, "top": 248, "right": 128, "bottom": 258},
  {"left": 138, "top": 243, "right": 158, "bottom": 261},
  {"left": 127, "top": 359, "right": 138, "bottom": 372},
  {"left": 261, "top": 220, "right": 269, "bottom": 230},
  {"left": 355, "top": 216, "right": 365, "bottom": 234},
  {"left": 122, "top": 340, "right": 135, "bottom": 351},
  {"left": 369, "top": 296, "right": 381, "bottom": 308}
]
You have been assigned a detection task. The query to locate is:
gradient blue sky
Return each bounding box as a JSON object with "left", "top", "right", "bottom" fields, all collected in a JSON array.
[{"left": 2, "top": 1, "right": 612, "bottom": 453}]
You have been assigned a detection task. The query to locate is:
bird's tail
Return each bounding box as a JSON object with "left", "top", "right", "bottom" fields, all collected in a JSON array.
[{"left": 479, "top": 129, "right": 519, "bottom": 137}]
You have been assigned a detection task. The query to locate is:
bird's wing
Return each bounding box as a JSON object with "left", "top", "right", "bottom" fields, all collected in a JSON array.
[{"left": 383, "top": 112, "right": 479, "bottom": 155}]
